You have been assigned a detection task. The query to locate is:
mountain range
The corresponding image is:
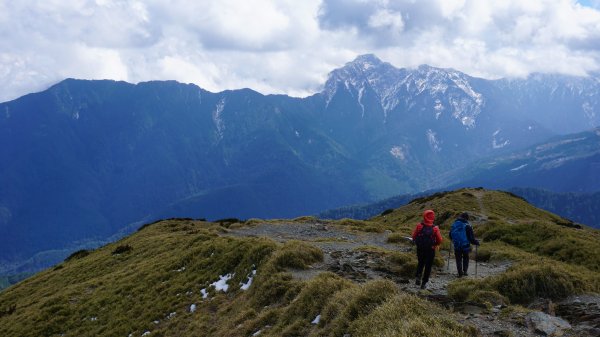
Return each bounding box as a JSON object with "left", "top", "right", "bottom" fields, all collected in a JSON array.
[{"left": 1, "top": 54, "right": 599, "bottom": 276}]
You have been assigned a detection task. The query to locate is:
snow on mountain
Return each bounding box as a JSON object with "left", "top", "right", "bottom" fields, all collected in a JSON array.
[
  {"left": 494, "top": 73, "right": 600, "bottom": 133},
  {"left": 324, "top": 55, "right": 600, "bottom": 136},
  {"left": 212, "top": 97, "right": 226, "bottom": 141},
  {"left": 426, "top": 129, "right": 442, "bottom": 152},
  {"left": 323, "top": 54, "right": 485, "bottom": 128}
]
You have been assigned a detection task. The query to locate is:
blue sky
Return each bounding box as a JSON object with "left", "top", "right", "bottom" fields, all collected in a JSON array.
[
  {"left": 1, "top": 0, "right": 600, "bottom": 102},
  {"left": 578, "top": 0, "right": 600, "bottom": 8}
]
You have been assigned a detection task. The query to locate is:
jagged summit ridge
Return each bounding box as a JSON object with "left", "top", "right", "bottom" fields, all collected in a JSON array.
[{"left": 323, "top": 54, "right": 484, "bottom": 127}]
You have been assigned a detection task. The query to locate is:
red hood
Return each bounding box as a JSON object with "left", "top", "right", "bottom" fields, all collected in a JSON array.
[{"left": 423, "top": 210, "right": 435, "bottom": 225}]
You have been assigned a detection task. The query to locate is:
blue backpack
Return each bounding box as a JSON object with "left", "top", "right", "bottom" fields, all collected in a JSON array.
[{"left": 450, "top": 220, "right": 469, "bottom": 250}]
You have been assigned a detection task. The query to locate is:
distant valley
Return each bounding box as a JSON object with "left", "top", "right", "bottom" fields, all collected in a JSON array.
[{"left": 1, "top": 54, "right": 599, "bottom": 278}]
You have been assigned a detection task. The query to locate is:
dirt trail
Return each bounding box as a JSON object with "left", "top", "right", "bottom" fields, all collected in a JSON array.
[
  {"left": 228, "top": 222, "right": 510, "bottom": 284},
  {"left": 225, "top": 221, "right": 539, "bottom": 336},
  {"left": 227, "top": 221, "right": 508, "bottom": 290},
  {"left": 226, "top": 221, "right": 510, "bottom": 293},
  {"left": 472, "top": 189, "right": 489, "bottom": 224}
]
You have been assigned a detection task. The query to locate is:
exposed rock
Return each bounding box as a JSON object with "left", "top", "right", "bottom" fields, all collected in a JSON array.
[
  {"left": 556, "top": 295, "right": 600, "bottom": 337},
  {"left": 525, "top": 311, "right": 571, "bottom": 336},
  {"left": 528, "top": 298, "right": 556, "bottom": 315}
]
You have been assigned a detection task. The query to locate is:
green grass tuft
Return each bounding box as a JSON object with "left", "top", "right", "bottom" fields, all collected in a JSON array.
[
  {"left": 270, "top": 240, "right": 323, "bottom": 270},
  {"left": 449, "top": 261, "right": 599, "bottom": 305},
  {"left": 351, "top": 293, "right": 478, "bottom": 337}
]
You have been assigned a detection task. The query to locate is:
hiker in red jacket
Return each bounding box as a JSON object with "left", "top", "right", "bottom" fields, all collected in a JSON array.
[{"left": 412, "top": 209, "right": 443, "bottom": 289}]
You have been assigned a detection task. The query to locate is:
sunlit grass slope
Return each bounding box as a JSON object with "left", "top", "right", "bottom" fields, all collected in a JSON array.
[
  {"left": 373, "top": 188, "right": 600, "bottom": 306},
  {"left": 0, "top": 219, "right": 475, "bottom": 337},
  {"left": 1, "top": 188, "right": 599, "bottom": 336}
]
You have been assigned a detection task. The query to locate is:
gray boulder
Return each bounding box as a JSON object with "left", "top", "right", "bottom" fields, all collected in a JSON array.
[{"left": 526, "top": 311, "right": 571, "bottom": 336}]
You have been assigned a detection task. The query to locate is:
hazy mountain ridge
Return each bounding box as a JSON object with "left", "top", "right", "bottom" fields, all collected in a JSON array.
[
  {"left": 451, "top": 128, "right": 600, "bottom": 193},
  {"left": 1, "top": 54, "right": 600, "bottom": 276}
]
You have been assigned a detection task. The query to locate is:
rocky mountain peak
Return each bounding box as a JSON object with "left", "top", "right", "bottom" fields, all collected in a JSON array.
[
  {"left": 323, "top": 55, "right": 484, "bottom": 127},
  {"left": 350, "top": 53, "right": 384, "bottom": 69}
]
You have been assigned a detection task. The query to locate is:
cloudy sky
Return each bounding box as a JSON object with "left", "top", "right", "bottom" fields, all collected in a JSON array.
[{"left": 2, "top": 0, "right": 600, "bottom": 102}]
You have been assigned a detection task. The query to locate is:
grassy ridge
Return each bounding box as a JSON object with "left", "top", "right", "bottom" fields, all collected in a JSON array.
[
  {"left": 1, "top": 188, "right": 599, "bottom": 336},
  {"left": 0, "top": 221, "right": 278, "bottom": 336},
  {"left": 373, "top": 188, "right": 600, "bottom": 307},
  {"left": 0, "top": 219, "right": 476, "bottom": 337}
]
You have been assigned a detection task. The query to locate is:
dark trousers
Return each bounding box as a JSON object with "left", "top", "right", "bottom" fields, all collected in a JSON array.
[
  {"left": 455, "top": 249, "right": 470, "bottom": 275},
  {"left": 416, "top": 248, "right": 436, "bottom": 284}
]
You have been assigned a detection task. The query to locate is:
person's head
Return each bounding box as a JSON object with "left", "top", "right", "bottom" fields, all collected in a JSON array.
[
  {"left": 459, "top": 212, "right": 469, "bottom": 221},
  {"left": 423, "top": 209, "right": 435, "bottom": 224}
]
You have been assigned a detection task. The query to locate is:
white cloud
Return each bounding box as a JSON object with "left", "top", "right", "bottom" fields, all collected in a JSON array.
[
  {"left": 368, "top": 8, "right": 404, "bottom": 31},
  {"left": 1, "top": 0, "right": 600, "bottom": 102}
]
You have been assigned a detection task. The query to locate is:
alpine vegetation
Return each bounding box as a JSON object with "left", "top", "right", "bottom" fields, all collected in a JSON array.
[{"left": 1, "top": 189, "right": 599, "bottom": 336}]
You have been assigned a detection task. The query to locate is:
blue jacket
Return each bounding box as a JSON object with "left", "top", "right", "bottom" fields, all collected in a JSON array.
[{"left": 449, "top": 219, "right": 479, "bottom": 252}]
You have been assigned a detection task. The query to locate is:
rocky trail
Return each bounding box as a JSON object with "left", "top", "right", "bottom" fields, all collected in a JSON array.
[{"left": 226, "top": 221, "right": 599, "bottom": 337}]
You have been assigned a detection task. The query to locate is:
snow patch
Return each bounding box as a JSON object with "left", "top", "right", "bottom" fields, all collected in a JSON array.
[
  {"left": 582, "top": 102, "right": 596, "bottom": 120},
  {"left": 212, "top": 98, "right": 226, "bottom": 141},
  {"left": 142, "top": 332, "right": 151, "bottom": 336},
  {"left": 240, "top": 269, "right": 256, "bottom": 291},
  {"left": 357, "top": 86, "right": 366, "bottom": 117},
  {"left": 201, "top": 288, "right": 209, "bottom": 299},
  {"left": 174, "top": 266, "right": 186, "bottom": 272},
  {"left": 452, "top": 73, "right": 484, "bottom": 106},
  {"left": 390, "top": 146, "right": 407, "bottom": 160},
  {"left": 211, "top": 273, "right": 234, "bottom": 292},
  {"left": 434, "top": 99, "right": 444, "bottom": 119},
  {"left": 167, "top": 312, "right": 176, "bottom": 319},
  {"left": 430, "top": 82, "right": 448, "bottom": 94},
  {"left": 541, "top": 157, "right": 571, "bottom": 170},
  {"left": 426, "top": 129, "right": 442, "bottom": 152},
  {"left": 492, "top": 129, "right": 510, "bottom": 149},
  {"left": 190, "top": 304, "right": 197, "bottom": 313},
  {"left": 510, "top": 164, "right": 528, "bottom": 171},
  {"left": 493, "top": 139, "right": 510, "bottom": 149},
  {"left": 252, "top": 330, "right": 262, "bottom": 336},
  {"left": 461, "top": 116, "right": 475, "bottom": 127},
  {"left": 311, "top": 314, "right": 321, "bottom": 324},
  {"left": 90, "top": 317, "right": 97, "bottom": 321},
  {"left": 535, "top": 137, "right": 586, "bottom": 152}
]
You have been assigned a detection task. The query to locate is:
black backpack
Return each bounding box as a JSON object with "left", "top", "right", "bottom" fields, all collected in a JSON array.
[{"left": 415, "top": 224, "right": 435, "bottom": 249}]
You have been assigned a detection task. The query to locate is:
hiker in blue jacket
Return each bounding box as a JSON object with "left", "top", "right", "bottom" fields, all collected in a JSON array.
[{"left": 449, "top": 212, "right": 479, "bottom": 277}]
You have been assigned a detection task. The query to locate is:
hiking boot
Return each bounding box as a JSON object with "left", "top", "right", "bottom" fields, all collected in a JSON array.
[
  {"left": 415, "top": 278, "right": 421, "bottom": 286},
  {"left": 420, "top": 282, "right": 427, "bottom": 290},
  {"left": 463, "top": 272, "right": 468, "bottom": 276}
]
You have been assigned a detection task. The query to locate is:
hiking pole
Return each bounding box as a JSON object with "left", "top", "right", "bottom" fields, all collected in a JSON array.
[
  {"left": 475, "top": 244, "right": 478, "bottom": 278},
  {"left": 447, "top": 241, "right": 452, "bottom": 271}
]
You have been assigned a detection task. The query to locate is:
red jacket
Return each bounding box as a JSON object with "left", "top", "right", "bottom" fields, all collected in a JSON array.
[{"left": 412, "top": 223, "right": 443, "bottom": 250}]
